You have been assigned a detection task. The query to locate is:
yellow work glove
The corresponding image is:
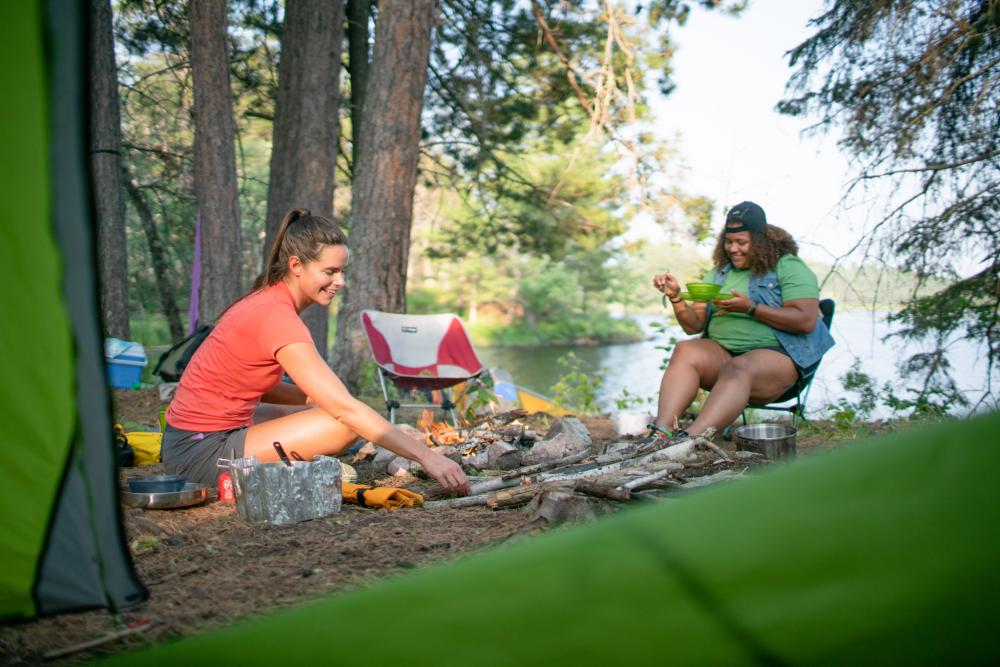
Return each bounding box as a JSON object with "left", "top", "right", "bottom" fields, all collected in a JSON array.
[{"left": 342, "top": 482, "right": 424, "bottom": 510}]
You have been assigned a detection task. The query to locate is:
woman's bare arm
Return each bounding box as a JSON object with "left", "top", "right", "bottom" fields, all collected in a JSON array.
[
  {"left": 672, "top": 300, "right": 709, "bottom": 334},
  {"left": 275, "top": 342, "right": 469, "bottom": 493},
  {"left": 652, "top": 271, "right": 709, "bottom": 334},
  {"left": 713, "top": 291, "right": 820, "bottom": 334},
  {"left": 750, "top": 298, "right": 819, "bottom": 334}
]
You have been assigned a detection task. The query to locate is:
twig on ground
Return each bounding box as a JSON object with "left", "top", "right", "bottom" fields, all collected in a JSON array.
[{"left": 42, "top": 619, "right": 155, "bottom": 661}]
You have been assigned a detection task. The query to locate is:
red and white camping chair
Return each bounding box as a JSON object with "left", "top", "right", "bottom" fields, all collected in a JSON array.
[{"left": 360, "top": 310, "right": 485, "bottom": 424}]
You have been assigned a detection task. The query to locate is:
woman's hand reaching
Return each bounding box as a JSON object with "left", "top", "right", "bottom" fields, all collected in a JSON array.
[
  {"left": 421, "top": 450, "right": 470, "bottom": 495},
  {"left": 652, "top": 271, "right": 681, "bottom": 300}
]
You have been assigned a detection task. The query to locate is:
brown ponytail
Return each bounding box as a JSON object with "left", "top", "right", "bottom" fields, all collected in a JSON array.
[
  {"left": 252, "top": 208, "right": 348, "bottom": 290},
  {"left": 218, "top": 208, "right": 348, "bottom": 319}
]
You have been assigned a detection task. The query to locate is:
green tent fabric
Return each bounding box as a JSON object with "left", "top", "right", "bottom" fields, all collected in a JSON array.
[
  {"left": 0, "top": 0, "right": 145, "bottom": 621},
  {"left": 99, "top": 412, "right": 1000, "bottom": 665}
]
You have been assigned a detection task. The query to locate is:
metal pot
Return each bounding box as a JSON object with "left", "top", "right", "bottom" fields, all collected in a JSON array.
[
  {"left": 733, "top": 423, "right": 797, "bottom": 459},
  {"left": 230, "top": 455, "right": 342, "bottom": 526}
]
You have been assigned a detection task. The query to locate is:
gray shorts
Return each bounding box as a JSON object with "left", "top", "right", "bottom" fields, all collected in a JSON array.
[{"left": 162, "top": 424, "right": 248, "bottom": 487}]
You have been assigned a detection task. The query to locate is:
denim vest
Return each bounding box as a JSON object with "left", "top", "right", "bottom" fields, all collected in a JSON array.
[{"left": 707, "top": 262, "right": 835, "bottom": 368}]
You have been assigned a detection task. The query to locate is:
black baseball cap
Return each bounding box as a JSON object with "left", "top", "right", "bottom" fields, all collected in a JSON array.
[{"left": 725, "top": 201, "right": 767, "bottom": 233}]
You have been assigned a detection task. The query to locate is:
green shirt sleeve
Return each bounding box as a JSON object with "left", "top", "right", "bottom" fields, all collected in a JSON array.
[{"left": 777, "top": 255, "right": 820, "bottom": 301}]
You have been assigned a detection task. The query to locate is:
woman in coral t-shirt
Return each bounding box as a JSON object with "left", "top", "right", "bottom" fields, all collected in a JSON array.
[{"left": 163, "top": 209, "right": 469, "bottom": 495}]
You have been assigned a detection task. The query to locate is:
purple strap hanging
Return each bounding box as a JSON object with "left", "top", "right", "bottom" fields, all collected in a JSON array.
[{"left": 188, "top": 209, "right": 202, "bottom": 335}]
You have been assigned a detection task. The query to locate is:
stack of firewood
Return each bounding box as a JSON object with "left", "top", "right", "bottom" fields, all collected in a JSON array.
[{"left": 424, "top": 427, "right": 759, "bottom": 521}]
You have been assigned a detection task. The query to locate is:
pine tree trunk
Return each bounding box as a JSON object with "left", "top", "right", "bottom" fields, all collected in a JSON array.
[
  {"left": 263, "top": 0, "right": 344, "bottom": 359},
  {"left": 333, "top": 0, "right": 437, "bottom": 391},
  {"left": 89, "top": 0, "right": 130, "bottom": 338},
  {"left": 347, "top": 0, "right": 371, "bottom": 173},
  {"left": 124, "top": 179, "right": 185, "bottom": 342},
  {"left": 190, "top": 0, "right": 242, "bottom": 323}
]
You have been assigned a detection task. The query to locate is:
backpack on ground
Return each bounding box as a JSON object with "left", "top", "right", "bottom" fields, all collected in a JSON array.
[{"left": 152, "top": 324, "right": 213, "bottom": 382}]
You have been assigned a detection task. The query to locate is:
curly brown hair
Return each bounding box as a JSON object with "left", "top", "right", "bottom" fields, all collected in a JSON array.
[{"left": 712, "top": 223, "right": 799, "bottom": 275}]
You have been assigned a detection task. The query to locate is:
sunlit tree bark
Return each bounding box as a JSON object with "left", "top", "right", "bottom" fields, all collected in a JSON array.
[
  {"left": 190, "top": 0, "right": 242, "bottom": 322},
  {"left": 264, "top": 0, "right": 344, "bottom": 358},
  {"left": 333, "top": 0, "right": 438, "bottom": 391},
  {"left": 89, "top": 0, "right": 129, "bottom": 338}
]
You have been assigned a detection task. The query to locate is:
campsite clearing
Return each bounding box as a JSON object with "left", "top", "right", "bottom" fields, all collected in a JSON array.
[{"left": 0, "top": 388, "right": 887, "bottom": 665}]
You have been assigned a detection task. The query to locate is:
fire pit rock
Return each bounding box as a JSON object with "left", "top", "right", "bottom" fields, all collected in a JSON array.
[
  {"left": 486, "top": 442, "right": 523, "bottom": 470},
  {"left": 372, "top": 446, "right": 397, "bottom": 475},
  {"left": 463, "top": 449, "right": 490, "bottom": 470},
  {"left": 387, "top": 456, "right": 414, "bottom": 476},
  {"left": 523, "top": 417, "right": 592, "bottom": 465}
]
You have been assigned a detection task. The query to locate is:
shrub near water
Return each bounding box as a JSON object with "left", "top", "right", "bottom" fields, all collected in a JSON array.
[
  {"left": 472, "top": 313, "right": 643, "bottom": 347},
  {"left": 549, "top": 352, "right": 604, "bottom": 416}
]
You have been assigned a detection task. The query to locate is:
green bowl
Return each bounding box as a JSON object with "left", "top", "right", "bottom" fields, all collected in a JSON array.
[{"left": 686, "top": 282, "right": 721, "bottom": 298}]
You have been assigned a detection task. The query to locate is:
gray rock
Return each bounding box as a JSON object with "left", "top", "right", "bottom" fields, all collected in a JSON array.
[
  {"left": 486, "top": 442, "right": 523, "bottom": 470},
  {"left": 463, "top": 449, "right": 490, "bottom": 470},
  {"left": 543, "top": 417, "right": 591, "bottom": 443},
  {"left": 387, "top": 456, "right": 413, "bottom": 476},
  {"left": 432, "top": 445, "right": 463, "bottom": 465},
  {"left": 524, "top": 417, "right": 593, "bottom": 465},
  {"left": 527, "top": 489, "right": 612, "bottom": 526},
  {"left": 372, "top": 446, "right": 396, "bottom": 474}
]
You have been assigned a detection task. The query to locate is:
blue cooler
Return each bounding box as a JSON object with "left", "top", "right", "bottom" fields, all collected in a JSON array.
[{"left": 105, "top": 339, "right": 148, "bottom": 389}]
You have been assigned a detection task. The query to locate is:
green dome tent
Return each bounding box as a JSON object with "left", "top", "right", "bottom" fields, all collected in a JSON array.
[{"left": 0, "top": 0, "right": 145, "bottom": 622}]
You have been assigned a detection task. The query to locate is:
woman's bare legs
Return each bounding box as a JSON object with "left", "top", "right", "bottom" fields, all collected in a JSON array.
[
  {"left": 685, "top": 349, "right": 797, "bottom": 435},
  {"left": 244, "top": 407, "right": 361, "bottom": 462},
  {"left": 655, "top": 339, "right": 731, "bottom": 431}
]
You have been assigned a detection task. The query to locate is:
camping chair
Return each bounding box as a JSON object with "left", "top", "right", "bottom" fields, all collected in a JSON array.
[
  {"left": 742, "top": 298, "right": 836, "bottom": 427},
  {"left": 360, "top": 310, "right": 485, "bottom": 424}
]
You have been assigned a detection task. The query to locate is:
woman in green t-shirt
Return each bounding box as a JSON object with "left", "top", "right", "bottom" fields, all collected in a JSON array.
[{"left": 648, "top": 201, "right": 832, "bottom": 439}]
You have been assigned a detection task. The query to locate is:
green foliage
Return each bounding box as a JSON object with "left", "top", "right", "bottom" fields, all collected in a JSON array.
[
  {"left": 130, "top": 313, "right": 179, "bottom": 347},
  {"left": 471, "top": 313, "right": 643, "bottom": 347},
  {"left": 355, "top": 359, "right": 383, "bottom": 403},
  {"left": 114, "top": 0, "right": 285, "bottom": 326},
  {"left": 548, "top": 352, "right": 604, "bottom": 416},
  {"left": 648, "top": 319, "right": 679, "bottom": 371},
  {"left": 457, "top": 377, "right": 500, "bottom": 423},
  {"left": 824, "top": 361, "right": 965, "bottom": 429},
  {"left": 614, "top": 387, "right": 652, "bottom": 412},
  {"left": 780, "top": 0, "right": 1000, "bottom": 402},
  {"left": 406, "top": 288, "right": 449, "bottom": 315},
  {"left": 680, "top": 195, "right": 716, "bottom": 242},
  {"left": 111, "top": 0, "right": 732, "bottom": 362},
  {"left": 430, "top": 140, "right": 628, "bottom": 259}
]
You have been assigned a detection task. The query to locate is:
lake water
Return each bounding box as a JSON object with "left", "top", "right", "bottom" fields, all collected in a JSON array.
[{"left": 477, "top": 311, "right": 999, "bottom": 419}]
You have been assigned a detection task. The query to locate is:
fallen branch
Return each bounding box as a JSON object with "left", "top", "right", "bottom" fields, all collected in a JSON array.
[
  {"left": 500, "top": 450, "right": 593, "bottom": 480},
  {"left": 619, "top": 468, "right": 678, "bottom": 492},
  {"left": 423, "top": 495, "right": 489, "bottom": 510},
  {"left": 43, "top": 619, "right": 154, "bottom": 661},
  {"left": 425, "top": 475, "right": 528, "bottom": 500},
  {"left": 488, "top": 481, "right": 575, "bottom": 509},
  {"left": 678, "top": 468, "right": 747, "bottom": 490},
  {"left": 574, "top": 480, "right": 631, "bottom": 501}
]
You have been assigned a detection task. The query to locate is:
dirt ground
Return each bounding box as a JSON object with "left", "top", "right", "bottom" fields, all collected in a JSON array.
[{"left": 0, "top": 388, "right": 875, "bottom": 665}]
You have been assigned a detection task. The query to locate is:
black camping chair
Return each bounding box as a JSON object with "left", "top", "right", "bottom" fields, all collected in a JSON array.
[{"left": 742, "top": 298, "right": 836, "bottom": 427}]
